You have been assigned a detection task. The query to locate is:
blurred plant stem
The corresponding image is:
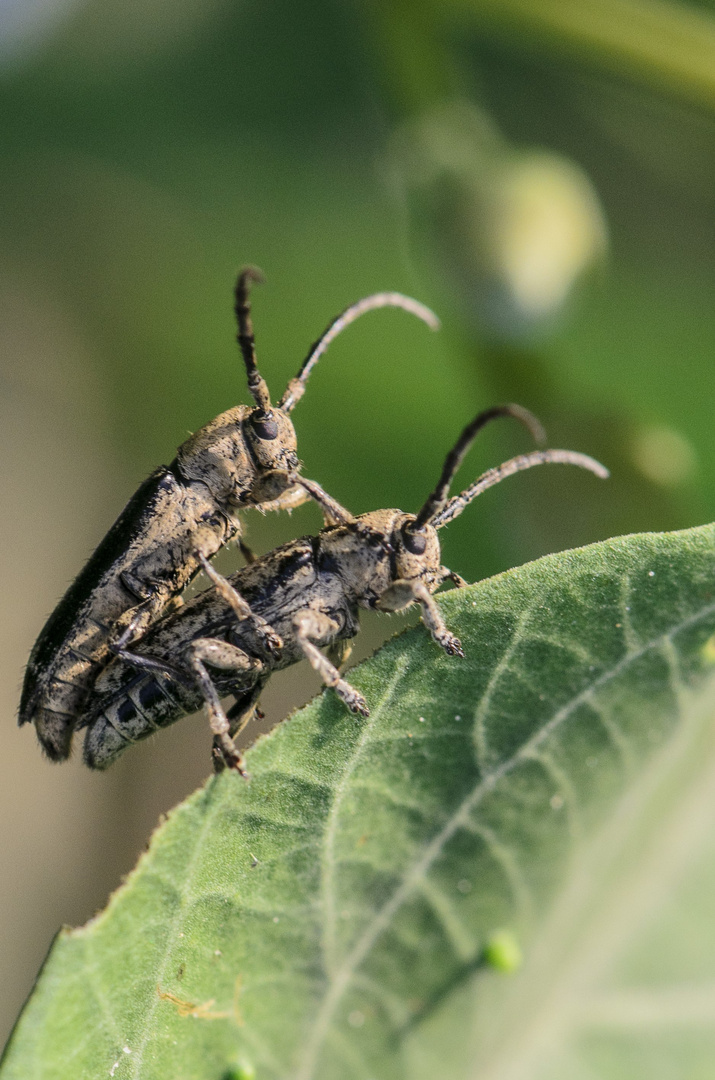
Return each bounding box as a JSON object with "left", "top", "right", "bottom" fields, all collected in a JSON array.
[
  {"left": 361, "top": 0, "right": 457, "bottom": 116},
  {"left": 373, "top": 0, "right": 715, "bottom": 116}
]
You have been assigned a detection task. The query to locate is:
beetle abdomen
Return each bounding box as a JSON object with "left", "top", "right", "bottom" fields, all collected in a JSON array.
[
  {"left": 83, "top": 672, "right": 194, "bottom": 769},
  {"left": 20, "top": 464, "right": 236, "bottom": 759}
]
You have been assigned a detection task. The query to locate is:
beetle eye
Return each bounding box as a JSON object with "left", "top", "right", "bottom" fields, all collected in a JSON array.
[
  {"left": 401, "top": 527, "right": 426, "bottom": 555},
  {"left": 251, "top": 414, "right": 279, "bottom": 440}
]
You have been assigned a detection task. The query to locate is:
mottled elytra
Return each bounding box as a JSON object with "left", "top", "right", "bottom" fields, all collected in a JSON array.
[
  {"left": 79, "top": 403, "right": 608, "bottom": 775},
  {"left": 20, "top": 269, "right": 439, "bottom": 763}
]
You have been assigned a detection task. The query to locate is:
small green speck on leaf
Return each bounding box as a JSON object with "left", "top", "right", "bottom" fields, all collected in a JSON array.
[
  {"left": 483, "top": 930, "right": 523, "bottom": 973},
  {"left": 221, "top": 1064, "right": 255, "bottom": 1080}
]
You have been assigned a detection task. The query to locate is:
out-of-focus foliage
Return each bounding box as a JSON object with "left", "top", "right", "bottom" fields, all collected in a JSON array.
[{"left": 2, "top": 0, "right": 715, "bottom": 1063}]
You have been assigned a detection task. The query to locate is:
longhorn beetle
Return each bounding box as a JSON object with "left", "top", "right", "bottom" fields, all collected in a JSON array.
[
  {"left": 20, "top": 269, "right": 439, "bottom": 762},
  {"left": 79, "top": 404, "right": 608, "bottom": 774}
]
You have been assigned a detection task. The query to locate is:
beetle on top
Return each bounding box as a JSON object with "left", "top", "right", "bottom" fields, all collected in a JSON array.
[{"left": 20, "top": 268, "right": 439, "bottom": 762}]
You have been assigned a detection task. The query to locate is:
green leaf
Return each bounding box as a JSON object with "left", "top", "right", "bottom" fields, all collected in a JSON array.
[{"left": 4, "top": 524, "right": 715, "bottom": 1080}]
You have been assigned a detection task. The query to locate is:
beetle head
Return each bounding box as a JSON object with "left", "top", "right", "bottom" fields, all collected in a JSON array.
[
  {"left": 242, "top": 406, "right": 299, "bottom": 476},
  {"left": 230, "top": 267, "right": 439, "bottom": 507},
  {"left": 391, "top": 512, "right": 442, "bottom": 591},
  {"left": 340, "top": 508, "right": 443, "bottom": 601}
]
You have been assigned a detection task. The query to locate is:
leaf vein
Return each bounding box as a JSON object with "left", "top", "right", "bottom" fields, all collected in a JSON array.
[{"left": 293, "top": 595, "right": 715, "bottom": 1080}]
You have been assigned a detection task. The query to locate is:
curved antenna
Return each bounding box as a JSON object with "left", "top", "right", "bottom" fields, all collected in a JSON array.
[
  {"left": 278, "top": 292, "right": 440, "bottom": 413},
  {"left": 234, "top": 266, "right": 272, "bottom": 414},
  {"left": 431, "top": 450, "right": 609, "bottom": 530},
  {"left": 411, "top": 404, "right": 547, "bottom": 532}
]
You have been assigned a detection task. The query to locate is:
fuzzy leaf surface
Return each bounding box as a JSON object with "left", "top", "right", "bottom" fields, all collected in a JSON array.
[{"left": 4, "top": 524, "right": 715, "bottom": 1080}]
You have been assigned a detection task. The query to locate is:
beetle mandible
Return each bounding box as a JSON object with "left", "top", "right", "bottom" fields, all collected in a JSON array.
[
  {"left": 20, "top": 269, "right": 439, "bottom": 761},
  {"left": 79, "top": 404, "right": 608, "bottom": 775}
]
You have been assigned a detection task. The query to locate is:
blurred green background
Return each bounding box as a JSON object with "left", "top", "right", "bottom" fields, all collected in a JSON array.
[{"left": 2, "top": 0, "right": 715, "bottom": 1056}]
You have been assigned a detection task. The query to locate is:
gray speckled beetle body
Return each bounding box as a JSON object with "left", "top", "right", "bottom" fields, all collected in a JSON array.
[
  {"left": 79, "top": 405, "right": 608, "bottom": 775},
  {"left": 20, "top": 269, "right": 439, "bottom": 762}
]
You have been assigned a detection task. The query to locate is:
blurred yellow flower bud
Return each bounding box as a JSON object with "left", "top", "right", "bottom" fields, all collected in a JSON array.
[
  {"left": 631, "top": 424, "right": 697, "bottom": 487},
  {"left": 488, "top": 153, "right": 607, "bottom": 320},
  {"left": 389, "top": 102, "right": 608, "bottom": 336}
]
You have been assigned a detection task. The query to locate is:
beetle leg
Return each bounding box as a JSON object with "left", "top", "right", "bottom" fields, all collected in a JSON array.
[
  {"left": 326, "top": 638, "right": 353, "bottom": 669},
  {"left": 238, "top": 538, "right": 258, "bottom": 565},
  {"left": 109, "top": 593, "right": 165, "bottom": 655},
  {"left": 197, "top": 553, "right": 283, "bottom": 657},
  {"left": 226, "top": 694, "right": 262, "bottom": 736},
  {"left": 213, "top": 689, "right": 263, "bottom": 773},
  {"left": 109, "top": 521, "right": 225, "bottom": 655},
  {"left": 258, "top": 482, "right": 344, "bottom": 526},
  {"left": 438, "top": 567, "right": 469, "bottom": 589},
  {"left": 256, "top": 483, "right": 312, "bottom": 515},
  {"left": 377, "top": 579, "right": 464, "bottom": 658},
  {"left": 293, "top": 609, "right": 368, "bottom": 716},
  {"left": 187, "top": 638, "right": 263, "bottom": 776},
  {"left": 111, "top": 648, "right": 194, "bottom": 689}
]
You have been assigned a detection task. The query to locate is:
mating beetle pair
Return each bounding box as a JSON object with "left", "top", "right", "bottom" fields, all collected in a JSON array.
[
  {"left": 21, "top": 273, "right": 608, "bottom": 773},
  {"left": 80, "top": 405, "right": 607, "bottom": 774},
  {"left": 19, "top": 270, "right": 438, "bottom": 763}
]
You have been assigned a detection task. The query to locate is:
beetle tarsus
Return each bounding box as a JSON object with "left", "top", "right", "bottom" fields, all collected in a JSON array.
[{"left": 438, "top": 633, "right": 464, "bottom": 658}]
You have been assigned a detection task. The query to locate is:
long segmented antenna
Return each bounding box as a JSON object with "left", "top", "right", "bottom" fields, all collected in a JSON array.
[
  {"left": 410, "top": 404, "right": 547, "bottom": 532},
  {"left": 431, "top": 449, "right": 609, "bottom": 530},
  {"left": 234, "top": 266, "right": 272, "bottom": 414},
  {"left": 279, "top": 292, "right": 440, "bottom": 413}
]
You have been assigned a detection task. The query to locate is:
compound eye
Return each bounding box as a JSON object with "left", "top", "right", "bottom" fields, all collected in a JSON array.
[
  {"left": 401, "top": 527, "right": 426, "bottom": 555},
  {"left": 251, "top": 413, "right": 279, "bottom": 440}
]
